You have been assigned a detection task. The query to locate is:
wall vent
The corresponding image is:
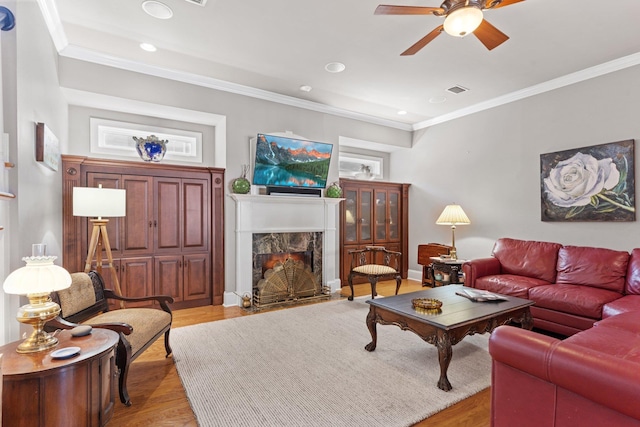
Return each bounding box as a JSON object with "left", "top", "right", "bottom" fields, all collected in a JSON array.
[
  {"left": 184, "top": 0, "right": 207, "bottom": 6},
  {"left": 446, "top": 85, "right": 469, "bottom": 94}
]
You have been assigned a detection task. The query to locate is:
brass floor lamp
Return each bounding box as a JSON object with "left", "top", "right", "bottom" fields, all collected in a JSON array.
[{"left": 73, "top": 185, "right": 126, "bottom": 307}]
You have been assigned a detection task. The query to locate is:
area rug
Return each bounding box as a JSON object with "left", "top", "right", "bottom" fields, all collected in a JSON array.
[{"left": 171, "top": 298, "right": 491, "bottom": 427}]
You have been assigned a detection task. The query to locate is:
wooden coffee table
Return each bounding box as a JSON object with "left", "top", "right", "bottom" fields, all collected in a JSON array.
[{"left": 365, "top": 285, "right": 534, "bottom": 391}]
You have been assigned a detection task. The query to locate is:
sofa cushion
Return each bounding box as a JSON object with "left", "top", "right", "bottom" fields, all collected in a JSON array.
[
  {"left": 529, "top": 284, "right": 621, "bottom": 319},
  {"left": 90, "top": 308, "right": 171, "bottom": 356},
  {"left": 626, "top": 248, "right": 640, "bottom": 295},
  {"left": 475, "top": 274, "right": 549, "bottom": 298},
  {"left": 602, "top": 295, "right": 640, "bottom": 318},
  {"left": 595, "top": 311, "right": 640, "bottom": 333},
  {"left": 563, "top": 322, "right": 640, "bottom": 364},
  {"left": 556, "top": 245, "right": 629, "bottom": 293},
  {"left": 492, "top": 238, "right": 561, "bottom": 283}
]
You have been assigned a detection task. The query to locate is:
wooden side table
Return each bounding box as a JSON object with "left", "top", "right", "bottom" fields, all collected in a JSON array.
[
  {"left": 429, "top": 256, "right": 468, "bottom": 286},
  {"left": 417, "top": 243, "right": 452, "bottom": 286},
  {"left": 2, "top": 328, "right": 119, "bottom": 427}
]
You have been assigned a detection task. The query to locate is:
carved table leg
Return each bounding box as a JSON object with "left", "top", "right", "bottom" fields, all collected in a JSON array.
[
  {"left": 436, "top": 331, "right": 453, "bottom": 391},
  {"left": 521, "top": 309, "right": 534, "bottom": 330},
  {"left": 365, "top": 307, "right": 377, "bottom": 352}
]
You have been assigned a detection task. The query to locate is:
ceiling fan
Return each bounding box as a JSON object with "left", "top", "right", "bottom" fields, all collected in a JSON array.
[{"left": 375, "top": 0, "right": 524, "bottom": 55}]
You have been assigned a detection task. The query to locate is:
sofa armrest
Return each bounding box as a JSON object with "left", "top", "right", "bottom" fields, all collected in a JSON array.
[
  {"left": 551, "top": 342, "right": 640, "bottom": 421},
  {"left": 104, "top": 289, "right": 174, "bottom": 314},
  {"left": 490, "top": 325, "right": 640, "bottom": 422},
  {"left": 489, "top": 325, "right": 560, "bottom": 381},
  {"left": 47, "top": 316, "right": 134, "bottom": 335},
  {"left": 463, "top": 257, "right": 501, "bottom": 288}
]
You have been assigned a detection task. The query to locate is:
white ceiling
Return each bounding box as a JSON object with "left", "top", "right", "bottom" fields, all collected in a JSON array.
[{"left": 44, "top": 0, "right": 640, "bottom": 130}]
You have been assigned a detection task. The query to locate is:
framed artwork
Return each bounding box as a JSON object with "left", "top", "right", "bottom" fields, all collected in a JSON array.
[
  {"left": 35, "top": 122, "right": 60, "bottom": 171},
  {"left": 540, "top": 140, "right": 635, "bottom": 222}
]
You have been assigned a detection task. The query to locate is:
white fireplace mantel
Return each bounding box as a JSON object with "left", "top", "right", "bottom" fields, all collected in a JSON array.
[{"left": 226, "top": 194, "right": 343, "bottom": 306}]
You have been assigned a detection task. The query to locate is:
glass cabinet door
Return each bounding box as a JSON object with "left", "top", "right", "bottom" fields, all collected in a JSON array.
[
  {"left": 389, "top": 191, "right": 400, "bottom": 241},
  {"left": 344, "top": 189, "right": 358, "bottom": 243},
  {"left": 375, "top": 191, "right": 387, "bottom": 241},
  {"left": 360, "top": 189, "right": 372, "bottom": 242}
]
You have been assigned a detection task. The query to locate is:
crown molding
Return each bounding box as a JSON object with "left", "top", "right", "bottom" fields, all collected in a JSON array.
[
  {"left": 36, "top": 0, "right": 67, "bottom": 51},
  {"left": 58, "top": 44, "right": 414, "bottom": 132},
  {"left": 37, "top": 1, "right": 640, "bottom": 135},
  {"left": 412, "top": 52, "right": 640, "bottom": 130}
]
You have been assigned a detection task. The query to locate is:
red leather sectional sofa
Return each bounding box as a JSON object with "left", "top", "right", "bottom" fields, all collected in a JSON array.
[
  {"left": 464, "top": 238, "right": 640, "bottom": 426},
  {"left": 463, "top": 237, "right": 640, "bottom": 336},
  {"left": 489, "top": 312, "right": 640, "bottom": 427}
]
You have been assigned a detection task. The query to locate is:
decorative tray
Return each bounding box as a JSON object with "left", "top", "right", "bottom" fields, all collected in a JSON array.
[{"left": 411, "top": 298, "right": 443, "bottom": 310}]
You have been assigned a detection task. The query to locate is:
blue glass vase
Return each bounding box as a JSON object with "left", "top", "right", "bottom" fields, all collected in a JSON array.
[{"left": 133, "top": 135, "right": 168, "bottom": 162}]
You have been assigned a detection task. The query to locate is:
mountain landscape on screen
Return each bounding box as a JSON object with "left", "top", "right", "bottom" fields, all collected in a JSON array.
[{"left": 253, "top": 134, "right": 333, "bottom": 188}]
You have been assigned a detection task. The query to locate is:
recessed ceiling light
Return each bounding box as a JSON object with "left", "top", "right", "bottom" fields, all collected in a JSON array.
[
  {"left": 140, "top": 43, "right": 157, "bottom": 52},
  {"left": 142, "top": 1, "right": 173, "bottom": 19},
  {"left": 299, "top": 85, "right": 312, "bottom": 92},
  {"left": 325, "top": 62, "right": 346, "bottom": 73},
  {"left": 397, "top": 110, "right": 407, "bottom": 115},
  {"left": 429, "top": 96, "right": 447, "bottom": 104}
]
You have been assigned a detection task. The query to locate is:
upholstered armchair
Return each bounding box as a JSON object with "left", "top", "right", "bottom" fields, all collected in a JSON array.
[
  {"left": 347, "top": 246, "right": 402, "bottom": 301},
  {"left": 47, "top": 271, "right": 173, "bottom": 406}
]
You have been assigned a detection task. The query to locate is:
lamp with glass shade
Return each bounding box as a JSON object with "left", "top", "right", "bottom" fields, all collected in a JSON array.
[
  {"left": 443, "top": 5, "right": 484, "bottom": 37},
  {"left": 2, "top": 245, "right": 72, "bottom": 353}
]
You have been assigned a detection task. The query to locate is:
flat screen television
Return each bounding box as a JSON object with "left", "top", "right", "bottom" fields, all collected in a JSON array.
[{"left": 252, "top": 133, "right": 333, "bottom": 189}]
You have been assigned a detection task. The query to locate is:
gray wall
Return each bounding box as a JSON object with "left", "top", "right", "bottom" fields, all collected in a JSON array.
[
  {"left": 57, "top": 57, "right": 412, "bottom": 298},
  {"left": 1, "top": 0, "right": 68, "bottom": 343},
  {"left": 390, "top": 65, "right": 640, "bottom": 278}
]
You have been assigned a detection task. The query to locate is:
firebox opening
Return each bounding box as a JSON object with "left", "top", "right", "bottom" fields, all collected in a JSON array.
[{"left": 256, "top": 250, "right": 314, "bottom": 276}]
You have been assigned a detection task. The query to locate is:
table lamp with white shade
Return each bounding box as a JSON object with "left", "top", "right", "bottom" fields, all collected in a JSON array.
[
  {"left": 436, "top": 204, "right": 471, "bottom": 261},
  {"left": 2, "top": 245, "right": 72, "bottom": 353}
]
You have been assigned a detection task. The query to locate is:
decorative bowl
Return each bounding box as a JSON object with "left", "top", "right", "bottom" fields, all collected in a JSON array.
[
  {"left": 412, "top": 298, "right": 443, "bottom": 310},
  {"left": 133, "top": 135, "right": 168, "bottom": 162}
]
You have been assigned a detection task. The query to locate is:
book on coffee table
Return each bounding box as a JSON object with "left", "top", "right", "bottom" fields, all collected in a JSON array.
[{"left": 455, "top": 288, "right": 508, "bottom": 302}]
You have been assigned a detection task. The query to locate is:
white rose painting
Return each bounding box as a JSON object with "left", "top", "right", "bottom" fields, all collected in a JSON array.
[{"left": 540, "top": 140, "right": 635, "bottom": 221}]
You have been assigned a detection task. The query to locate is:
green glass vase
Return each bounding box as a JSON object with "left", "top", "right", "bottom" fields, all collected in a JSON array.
[
  {"left": 325, "top": 182, "right": 343, "bottom": 198},
  {"left": 232, "top": 177, "right": 251, "bottom": 194}
]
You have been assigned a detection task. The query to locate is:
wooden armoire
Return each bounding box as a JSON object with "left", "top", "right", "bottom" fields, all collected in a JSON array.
[
  {"left": 61, "top": 156, "right": 225, "bottom": 309},
  {"left": 339, "top": 178, "right": 410, "bottom": 285}
]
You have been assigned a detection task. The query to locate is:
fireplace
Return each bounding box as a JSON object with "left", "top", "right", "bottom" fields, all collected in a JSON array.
[
  {"left": 228, "top": 194, "right": 342, "bottom": 307},
  {"left": 252, "top": 233, "right": 330, "bottom": 308}
]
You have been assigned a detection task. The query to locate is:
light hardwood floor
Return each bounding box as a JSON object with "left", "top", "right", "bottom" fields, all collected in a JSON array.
[{"left": 110, "top": 280, "right": 490, "bottom": 426}]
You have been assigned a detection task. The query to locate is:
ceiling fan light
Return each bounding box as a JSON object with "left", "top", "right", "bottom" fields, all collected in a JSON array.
[{"left": 443, "top": 6, "right": 483, "bottom": 37}]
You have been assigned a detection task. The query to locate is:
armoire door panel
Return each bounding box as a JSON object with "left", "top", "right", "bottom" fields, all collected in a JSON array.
[
  {"left": 120, "top": 257, "right": 154, "bottom": 308},
  {"left": 182, "top": 179, "right": 209, "bottom": 252},
  {"left": 183, "top": 253, "right": 210, "bottom": 301},
  {"left": 155, "top": 178, "right": 182, "bottom": 252},
  {"left": 122, "top": 175, "right": 154, "bottom": 254},
  {"left": 154, "top": 255, "right": 183, "bottom": 303}
]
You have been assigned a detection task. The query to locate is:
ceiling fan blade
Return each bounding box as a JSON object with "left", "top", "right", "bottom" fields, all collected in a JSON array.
[
  {"left": 375, "top": 5, "right": 443, "bottom": 15},
  {"left": 401, "top": 25, "right": 444, "bottom": 56},
  {"left": 485, "top": 0, "right": 525, "bottom": 10},
  {"left": 473, "top": 19, "right": 509, "bottom": 50}
]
